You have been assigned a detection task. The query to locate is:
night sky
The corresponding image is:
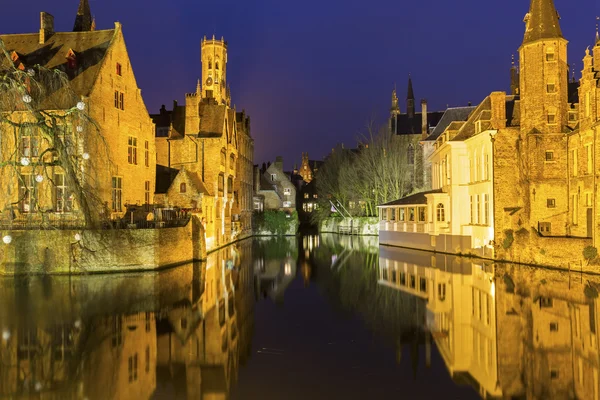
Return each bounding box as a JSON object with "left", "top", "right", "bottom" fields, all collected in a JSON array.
[{"left": 1, "top": 0, "right": 599, "bottom": 168}]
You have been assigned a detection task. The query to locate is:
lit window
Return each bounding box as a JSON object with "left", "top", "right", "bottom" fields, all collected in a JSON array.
[
  {"left": 145, "top": 181, "right": 150, "bottom": 204},
  {"left": 304, "top": 193, "right": 309, "bottom": 199},
  {"left": 19, "top": 174, "right": 36, "bottom": 213},
  {"left": 116, "top": 63, "right": 122, "bottom": 76},
  {"left": 284, "top": 188, "right": 291, "bottom": 195},
  {"left": 271, "top": 174, "right": 276, "bottom": 181}
]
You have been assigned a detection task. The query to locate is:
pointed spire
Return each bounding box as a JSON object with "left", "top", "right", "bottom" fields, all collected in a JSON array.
[
  {"left": 596, "top": 16, "right": 599, "bottom": 44},
  {"left": 73, "top": 0, "right": 93, "bottom": 32},
  {"left": 91, "top": 17, "right": 96, "bottom": 31},
  {"left": 196, "top": 79, "right": 201, "bottom": 95},
  {"left": 407, "top": 75, "right": 415, "bottom": 101},
  {"left": 523, "top": 0, "right": 563, "bottom": 45}
]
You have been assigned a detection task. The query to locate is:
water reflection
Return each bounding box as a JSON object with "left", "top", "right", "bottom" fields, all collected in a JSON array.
[{"left": 0, "top": 239, "right": 258, "bottom": 399}]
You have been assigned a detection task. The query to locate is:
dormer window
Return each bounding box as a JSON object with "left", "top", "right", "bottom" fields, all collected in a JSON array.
[
  {"left": 546, "top": 48, "right": 556, "bottom": 62},
  {"left": 116, "top": 63, "right": 122, "bottom": 76}
]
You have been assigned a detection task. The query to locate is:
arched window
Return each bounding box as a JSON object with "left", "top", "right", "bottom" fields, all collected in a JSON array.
[
  {"left": 208, "top": 59, "right": 213, "bottom": 69},
  {"left": 180, "top": 183, "right": 187, "bottom": 193},
  {"left": 215, "top": 61, "right": 219, "bottom": 70},
  {"left": 436, "top": 203, "right": 445, "bottom": 222},
  {"left": 407, "top": 144, "right": 415, "bottom": 165}
]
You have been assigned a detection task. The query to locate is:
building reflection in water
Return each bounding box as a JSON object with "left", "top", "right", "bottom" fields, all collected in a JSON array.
[
  {"left": 379, "top": 245, "right": 600, "bottom": 400},
  {"left": 252, "top": 237, "right": 297, "bottom": 305},
  {"left": 0, "top": 239, "right": 255, "bottom": 400}
]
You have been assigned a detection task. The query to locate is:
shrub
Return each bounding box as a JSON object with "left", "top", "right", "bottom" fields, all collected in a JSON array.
[
  {"left": 253, "top": 210, "right": 298, "bottom": 236},
  {"left": 583, "top": 246, "right": 598, "bottom": 261}
]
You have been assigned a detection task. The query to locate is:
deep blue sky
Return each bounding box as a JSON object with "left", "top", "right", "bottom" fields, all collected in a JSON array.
[{"left": 2, "top": 0, "right": 599, "bottom": 168}]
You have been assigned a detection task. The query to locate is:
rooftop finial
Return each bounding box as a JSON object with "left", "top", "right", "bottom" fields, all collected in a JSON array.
[
  {"left": 596, "top": 16, "right": 599, "bottom": 43},
  {"left": 511, "top": 54, "right": 515, "bottom": 66}
]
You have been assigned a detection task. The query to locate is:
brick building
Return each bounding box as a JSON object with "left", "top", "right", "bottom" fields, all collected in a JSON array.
[
  {"left": 0, "top": 0, "right": 156, "bottom": 225},
  {"left": 152, "top": 36, "right": 254, "bottom": 249}
]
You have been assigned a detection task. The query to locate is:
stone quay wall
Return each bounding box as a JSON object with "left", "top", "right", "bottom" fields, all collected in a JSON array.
[{"left": 320, "top": 217, "right": 379, "bottom": 236}]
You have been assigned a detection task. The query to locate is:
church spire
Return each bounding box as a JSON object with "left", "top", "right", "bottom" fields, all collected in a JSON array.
[
  {"left": 406, "top": 75, "right": 415, "bottom": 119},
  {"left": 73, "top": 0, "right": 93, "bottom": 32},
  {"left": 522, "top": 0, "right": 563, "bottom": 45}
]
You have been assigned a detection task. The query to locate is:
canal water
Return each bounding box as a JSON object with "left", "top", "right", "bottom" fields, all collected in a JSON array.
[{"left": 0, "top": 234, "right": 597, "bottom": 399}]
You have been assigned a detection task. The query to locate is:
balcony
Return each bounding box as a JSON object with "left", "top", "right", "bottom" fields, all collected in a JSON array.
[{"left": 380, "top": 221, "right": 428, "bottom": 234}]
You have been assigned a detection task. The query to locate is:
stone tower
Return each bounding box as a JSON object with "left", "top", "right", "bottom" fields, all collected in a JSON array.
[
  {"left": 201, "top": 36, "right": 229, "bottom": 106},
  {"left": 519, "top": 0, "right": 569, "bottom": 134},
  {"left": 510, "top": 55, "right": 520, "bottom": 95},
  {"left": 73, "top": 0, "right": 92, "bottom": 32}
]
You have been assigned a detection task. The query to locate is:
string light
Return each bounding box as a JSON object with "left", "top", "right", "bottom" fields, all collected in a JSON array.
[
  {"left": 82, "top": 153, "right": 90, "bottom": 160},
  {"left": 1, "top": 329, "right": 9, "bottom": 341},
  {"left": 2, "top": 235, "right": 12, "bottom": 244},
  {"left": 35, "top": 175, "right": 44, "bottom": 183},
  {"left": 22, "top": 94, "right": 32, "bottom": 104},
  {"left": 76, "top": 125, "right": 83, "bottom": 133},
  {"left": 74, "top": 233, "right": 82, "bottom": 241},
  {"left": 20, "top": 157, "right": 30, "bottom": 166},
  {"left": 76, "top": 101, "right": 85, "bottom": 110},
  {"left": 27, "top": 68, "right": 35, "bottom": 76}
]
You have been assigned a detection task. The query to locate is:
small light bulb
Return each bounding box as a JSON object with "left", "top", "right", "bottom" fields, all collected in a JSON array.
[
  {"left": 35, "top": 175, "right": 44, "bottom": 183},
  {"left": 22, "top": 94, "right": 32, "bottom": 104},
  {"left": 74, "top": 319, "right": 82, "bottom": 329},
  {"left": 20, "top": 157, "right": 30, "bottom": 166},
  {"left": 74, "top": 233, "right": 82, "bottom": 241},
  {"left": 27, "top": 68, "right": 35, "bottom": 76},
  {"left": 2, "top": 235, "right": 12, "bottom": 244},
  {"left": 1, "top": 329, "right": 10, "bottom": 341},
  {"left": 34, "top": 382, "right": 42, "bottom": 392},
  {"left": 82, "top": 152, "right": 90, "bottom": 160},
  {"left": 76, "top": 101, "right": 85, "bottom": 110},
  {"left": 76, "top": 125, "right": 83, "bottom": 133}
]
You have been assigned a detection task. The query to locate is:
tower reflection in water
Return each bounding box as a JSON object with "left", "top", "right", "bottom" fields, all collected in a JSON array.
[
  {"left": 0, "top": 240, "right": 255, "bottom": 400},
  {"left": 378, "top": 245, "right": 600, "bottom": 400}
]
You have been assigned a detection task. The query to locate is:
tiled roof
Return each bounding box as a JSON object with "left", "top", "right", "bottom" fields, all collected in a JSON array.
[
  {"left": 0, "top": 29, "right": 115, "bottom": 108},
  {"left": 426, "top": 106, "right": 476, "bottom": 141},
  {"left": 379, "top": 189, "right": 443, "bottom": 207},
  {"left": 523, "top": 0, "right": 563, "bottom": 45},
  {"left": 155, "top": 165, "right": 180, "bottom": 194},
  {"left": 394, "top": 111, "right": 445, "bottom": 135}
]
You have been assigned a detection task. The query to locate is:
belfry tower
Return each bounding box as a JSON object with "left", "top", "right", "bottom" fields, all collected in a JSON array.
[
  {"left": 519, "top": 0, "right": 569, "bottom": 134},
  {"left": 201, "top": 36, "right": 229, "bottom": 106}
]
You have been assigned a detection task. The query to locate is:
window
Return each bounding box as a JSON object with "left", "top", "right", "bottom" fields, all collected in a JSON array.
[
  {"left": 127, "top": 137, "right": 137, "bottom": 164},
  {"left": 220, "top": 149, "right": 226, "bottom": 165},
  {"left": 20, "top": 126, "right": 40, "bottom": 158},
  {"left": 304, "top": 193, "right": 309, "bottom": 199},
  {"left": 572, "top": 149, "right": 578, "bottom": 176},
  {"left": 540, "top": 297, "right": 553, "bottom": 308},
  {"left": 410, "top": 275, "right": 416, "bottom": 289},
  {"left": 569, "top": 112, "right": 577, "bottom": 121},
  {"left": 313, "top": 194, "right": 318, "bottom": 199},
  {"left": 119, "top": 93, "right": 124, "bottom": 110},
  {"left": 586, "top": 144, "right": 593, "bottom": 175},
  {"left": 419, "top": 277, "right": 427, "bottom": 293},
  {"left": 144, "top": 140, "right": 149, "bottom": 167},
  {"left": 180, "top": 182, "right": 186, "bottom": 193},
  {"left": 476, "top": 194, "right": 481, "bottom": 224},
  {"left": 409, "top": 208, "right": 415, "bottom": 222},
  {"left": 111, "top": 317, "right": 123, "bottom": 348},
  {"left": 227, "top": 176, "right": 233, "bottom": 193},
  {"left": 484, "top": 194, "right": 489, "bottom": 225},
  {"left": 218, "top": 174, "right": 224, "bottom": 194},
  {"left": 550, "top": 369, "right": 559, "bottom": 379},
  {"left": 145, "top": 181, "right": 150, "bottom": 204},
  {"left": 546, "top": 49, "right": 556, "bottom": 62},
  {"left": 116, "top": 63, "right": 122, "bottom": 76},
  {"left": 547, "top": 112, "right": 556, "bottom": 125},
  {"left": 545, "top": 151, "right": 554, "bottom": 161},
  {"left": 271, "top": 174, "right": 276, "bottom": 181},
  {"left": 208, "top": 59, "right": 212, "bottom": 69},
  {"left": 438, "top": 283, "right": 446, "bottom": 301},
  {"left": 54, "top": 173, "right": 73, "bottom": 212},
  {"left": 112, "top": 177, "right": 122, "bottom": 212},
  {"left": 399, "top": 208, "right": 405, "bottom": 221},
  {"left": 391, "top": 208, "right": 396, "bottom": 221},
  {"left": 470, "top": 196, "right": 474, "bottom": 224},
  {"left": 19, "top": 174, "right": 36, "bottom": 213},
  {"left": 283, "top": 201, "right": 292, "bottom": 208},
  {"left": 550, "top": 322, "right": 559, "bottom": 332},
  {"left": 145, "top": 346, "right": 150, "bottom": 373},
  {"left": 484, "top": 153, "right": 489, "bottom": 180},
  {"left": 114, "top": 90, "right": 119, "bottom": 108},
  {"left": 418, "top": 207, "right": 426, "bottom": 222},
  {"left": 407, "top": 144, "right": 415, "bottom": 165},
  {"left": 128, "top": 353, "right": 138, "bottom": 382},
  {"left": 215, "top": 61, "right": 219, "bottom": 70},
  {"left": 547, "top": 198, "right": 556, "bottom": 208},
  {"left": 539, "top": 222, "right": 552, "bottom": 235},
  {"left": 547, "top": 80, "right": 556, "bottom": 93},
  {"left": 572, "top": 194, "right": 578, "bottom": 225},
  {"left": 400, "top": 272, "right": 406, "bottom": 286},
  {"left": 284, "top": 188, "right": 291, "bottom": 195},
  {"left": 436, "top": 203, "right": 445, "bottom": 222},
  {"left": 586, "top": 193, "right": 593, "bottom": 207}
]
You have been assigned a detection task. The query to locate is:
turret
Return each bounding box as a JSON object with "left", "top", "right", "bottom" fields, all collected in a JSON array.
[
  {"left": 201, "top": 36, "right": 229, "bottom": 105},
  {"left": 73, "top": 0, "right": 93, "bottom": 32},
  {"left": 407, "top": 76, "right": 415, "bottom": 119},
  {"left": 519, "top": 0, "right": 568, "bottom": 133}
]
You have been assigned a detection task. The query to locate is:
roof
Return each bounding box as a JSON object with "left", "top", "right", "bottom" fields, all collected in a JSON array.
[
  {"left": 181, "top": 169, "right": 210, "bottom": 196},
  {"left": 0, "top": 29, "right": 115, "bottom": 108},
  {"left": 379, "top": 189, "right": 443, "bottom": 207},
  {"left": 155, "top": 165, "right": 180, "bottom": 194},
  {"left": 523, "top": 0, "right": 563, "bottom": 45},
  {"left": 198, "top": 102, "right": 227, "bottom": 137},
  {"left": 569, "top": 81, "right": 580, "bottom": 104},
  {"left": 427, "top": 106, "right": 476, "bottom": 141},
  {"left": 259, "top": 175, "right": 276, "bottom": 191},
  {"left": 393, "top": 111, "right": 445, "bottom": 135}
]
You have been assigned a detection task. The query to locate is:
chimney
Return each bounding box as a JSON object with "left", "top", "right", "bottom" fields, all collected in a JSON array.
[
  {"left": 274, "top": 156, "right": 284, "bottom": 172},
  {"left": 39, "top": 12, "right": 54, "bottom": 44},
  {"left": 421, "top": 99, "right": 428, "bottom": 140},
  {"left": 490, "top": 92, "right": 507, "bottom": 130}
]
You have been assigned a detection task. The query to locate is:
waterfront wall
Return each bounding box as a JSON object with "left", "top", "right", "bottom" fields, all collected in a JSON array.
[
  {"left": 378, "top": 230, "right": 487, "bottom": 256},
  {"left": 320, "top": 217, "right": 379, "bottom": 236},
  {"left": 0, "top": 216, "right": 207, "bottom": 275}
]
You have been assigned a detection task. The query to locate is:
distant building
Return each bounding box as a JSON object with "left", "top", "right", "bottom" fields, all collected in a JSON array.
[
  {"left": 297, "top": 153, "right": 323, "bottom": 184},
  {"left": 253, "top": 157, "right": 296, "bottom": 212}
]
